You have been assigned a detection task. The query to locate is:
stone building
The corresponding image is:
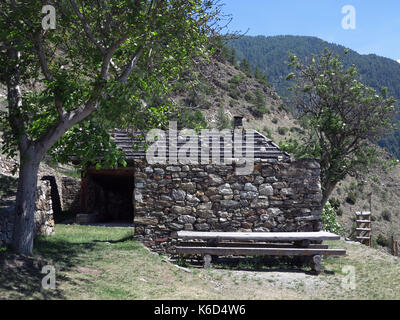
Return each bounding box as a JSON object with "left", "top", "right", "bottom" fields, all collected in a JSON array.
[{"left": 76, "top": 117, "right": 323, "bottom": 253}]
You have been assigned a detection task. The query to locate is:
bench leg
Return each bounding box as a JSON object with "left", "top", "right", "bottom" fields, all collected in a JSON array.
[
  {"left": 203, "top": 254, "right": 212, "bottom": 268},
  {"left": 311, "top": 255, "right": 322, "bottom": 274}
]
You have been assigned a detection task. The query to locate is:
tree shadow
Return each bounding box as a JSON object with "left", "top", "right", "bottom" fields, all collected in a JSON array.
[
  {"left": 179, "top": 255, "right": 331, "bottom": 276},
  {"left": 0, "top": 234, "right": 104, "bottom": 299}
]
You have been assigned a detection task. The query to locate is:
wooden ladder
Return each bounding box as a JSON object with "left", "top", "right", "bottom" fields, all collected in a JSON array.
[{"left": 355, "top": 211, "right": 372, "bottom": 247}]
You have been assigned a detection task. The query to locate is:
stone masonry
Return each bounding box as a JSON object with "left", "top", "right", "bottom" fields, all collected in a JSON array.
[
  {"left": 0, "top": 179, "right": 54, "bottom": 247},
  {"left": 133, "top": 158, "right": 323, "bottom": 253}
]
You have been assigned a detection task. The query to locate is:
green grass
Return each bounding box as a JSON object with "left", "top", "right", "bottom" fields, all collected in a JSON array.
[{"left": 1, "top": 225, "right": 399, "bottom": 300}]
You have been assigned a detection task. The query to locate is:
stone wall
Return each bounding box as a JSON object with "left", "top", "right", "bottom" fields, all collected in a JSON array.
[
  {"left": 61, "top": 176, "right": 81, "bottom": 213},
  {"left": 133, "top": 158, "right": 323, "bottom": 253},
  {"left": 0, "top": 180, "right": 54, "bottom": 247}
]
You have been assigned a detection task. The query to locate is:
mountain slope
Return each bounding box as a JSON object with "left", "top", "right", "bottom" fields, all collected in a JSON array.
[{"left": 228, "top": 35, "right": 400, "bottom": 158}]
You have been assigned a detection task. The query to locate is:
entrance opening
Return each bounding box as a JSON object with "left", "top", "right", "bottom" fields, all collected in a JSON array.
[{"left": 88, "top": 171, "right": 134, "bottom": 223}]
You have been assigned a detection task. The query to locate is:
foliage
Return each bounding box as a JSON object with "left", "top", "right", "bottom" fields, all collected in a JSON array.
[
  {"left": 0, "top": 0, "right": 219, "bottom": 165},
  {"left": 216, "top": 107, "right": 232, "bottom": 130},
  {"left": 281, "top": 49, "right": 397, "bottom": 205},
  {"left": 321, "top": 202, "right": 344, "bottom": 235},
  {"left": 176, "top": 109, "right": 208, "bottom": 131},
  {"left": 345, "top": 192, "right": 356, "bottom": 205}
]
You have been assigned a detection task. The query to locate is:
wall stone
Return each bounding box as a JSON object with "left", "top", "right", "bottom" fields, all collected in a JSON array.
[
  {"left": 133, "top": 158, "right": 323, "bottom": 253},
  {"left": 0, "top": 180, "right": 55, "bottom": 247}
]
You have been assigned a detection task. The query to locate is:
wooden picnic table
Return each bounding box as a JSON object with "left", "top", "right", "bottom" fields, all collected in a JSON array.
[{"left": 173, "top": 231, "right": 346, "bottom": 274}]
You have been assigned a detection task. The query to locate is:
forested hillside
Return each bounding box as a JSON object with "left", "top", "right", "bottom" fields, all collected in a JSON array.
[{"left": 228, "top": 35, "right": 400, "bottom": 158}]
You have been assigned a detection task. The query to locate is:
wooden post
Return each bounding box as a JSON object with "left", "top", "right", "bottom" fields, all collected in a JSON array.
[
  {"left": 392, "top": 237, "right": 398, "bottom": 257},
  {"left": 369, "top": 193, "right": 372, "bottom": 247},
  {"left": 203, "top": 254, "right": 212, "bottom": 268},
  {"left": 311, "top": 255, "right": 322, "bottom": 274}
]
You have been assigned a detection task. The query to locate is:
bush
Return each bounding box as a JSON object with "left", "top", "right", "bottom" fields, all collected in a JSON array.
[
  {"left": 321, "top": 202, "right": 344, "bottom": 235},
  {"left": 376, "top": 234, "right": 389, "bottom": 247},
  {"left": 345, "top": 191, "right": 356, "bottom": 205},
  {"left": 272, "top": 117, "right": 279, "bottom": 124},
  {"left": 381, "top": 209, "right": 392, "bottom": 222},
  {"left": 177, "top": 109, "right": 208, "bottom": 130},
  {"left": 216, "top": 107, "right": 232, "bottom": 130},
  {"left": 277, "top": 127, "right": 288, "bottom": 135},
  {"left": 244, "top": 92, "right": 254, "bottom": 102}
]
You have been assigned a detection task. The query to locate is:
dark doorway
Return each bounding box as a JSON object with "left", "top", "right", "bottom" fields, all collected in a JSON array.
[{"left": 87, "top": 169, "right": 135, "bottom": 223}]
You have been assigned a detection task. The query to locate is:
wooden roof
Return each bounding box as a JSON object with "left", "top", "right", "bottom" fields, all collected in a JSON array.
[{"left": 109, "top": 129, "right": 291, "bottom": 163}]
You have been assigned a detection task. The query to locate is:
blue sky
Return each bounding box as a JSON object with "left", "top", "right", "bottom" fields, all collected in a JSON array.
[{"left": 222, "top": 0, "right": 400, "bottom": 62}]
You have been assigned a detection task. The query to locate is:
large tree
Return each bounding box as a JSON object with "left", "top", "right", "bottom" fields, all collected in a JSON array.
[
  {"left": 0, "top": 0, "right": 221, "bottom": 254},
  {"left": 283, "top": 49, "right": 397, "bottom": 206}
]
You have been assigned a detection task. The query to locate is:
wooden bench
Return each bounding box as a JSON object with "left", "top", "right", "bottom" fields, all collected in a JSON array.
[{"left": 172, "top": 231, "right": 346, "bottom": 274}]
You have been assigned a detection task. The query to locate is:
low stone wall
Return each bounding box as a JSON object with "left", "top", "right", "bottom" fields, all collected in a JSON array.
[
  {"left": 0, "top": 180, "right": 54, "bottom": 247},
  {"left": 133, "top": 158, "right": 323, "bottom": 253}
]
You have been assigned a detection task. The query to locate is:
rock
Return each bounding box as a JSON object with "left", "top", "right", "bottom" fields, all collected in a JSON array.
[
  {"left": 267, "top": 208, "right": 282, "bottom": 216},
  {"left": 169, "top": 223, "right": 184, "bottom": 230},
  {"left": 259, "top": 184, "right": 274, "bottom": 196},
  {"left": 171, "top": 206, "right": 192, "bottom": 215},
  {"left": 220, "top": 200, "right": 240, "bottom": 209},
  {"left": 178, "top": 215, "right": 197, "bottom": 224},
  {"left": 208, "top": 174, "right": 223, "bottom": 186},
  {"left": 154, "top": 168, "right": 165, "bottom": 175},
  {"left": 244, "top": 183, "right": 257, "bottom": 192},
  {"left": 172, "top": 189, "right": 186, "bottom": 201},
  {"left": 281, "top": 188, "right": 294, "bottom": 196},
  {"left": 166, "top": 166, "right": 182, "bottom": 172},
  {"left": 195, "top": 223, "right": 210, "bottom": 231},
  {"left": 186, "top": 194, "right": 200, "bottom": 204},
  {"left": 240, "top": 191, "right": 258, "bottom": 200},
  {"left": 180, "top": 182, "right": 196, "bottom": 193},
  {"left": 218, "top": 184, "right": 233, "bottom": 195},
  {"left": 160, "top": 195, "right": 173, "bottom": 201},
  {"left": 135, "top": 216, "right": 159, "bottom": 225},
  {"left": 254, "top": 176, "right": 264, "bottom": 185}
]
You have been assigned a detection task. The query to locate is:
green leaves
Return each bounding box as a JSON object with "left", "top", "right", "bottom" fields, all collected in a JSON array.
[
  {"left": 285, "top": 48, "right": 398, "bottom": 204},
  {"left": 1, "top": 0, "right": 219, "bottom": 169}
]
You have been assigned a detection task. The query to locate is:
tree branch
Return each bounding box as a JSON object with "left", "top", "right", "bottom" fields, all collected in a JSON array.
[
  {"left": 34, "top": 31, "right": 54, "bottom": 82},
  {"left": 117, "top": 46, "right": 143, "bottom": 83},
  {"left": 69, "top": 0, "right": 106, "bottom": 55}
]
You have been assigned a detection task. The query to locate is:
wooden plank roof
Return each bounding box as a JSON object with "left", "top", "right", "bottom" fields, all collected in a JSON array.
[{"left": 109, "top": 129, "right": 291, "bottom": 162}]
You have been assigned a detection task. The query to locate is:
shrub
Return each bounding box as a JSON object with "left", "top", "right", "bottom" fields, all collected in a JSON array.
[
  {"left": 244, "top": 92, "right": 254, "bottom": 103},
  {"left": 216, "top": 107, "right": 232, "bottom": 130},
  {"left": 262, "top": 126, "right": 272, "bottom": 139},
  {"left": 376, "top": 234, "right": 389, "bottom": 247},
  {"left": 321, "top": 202, "right": 344, "bottom": 235},
  {"left": 345, "top": 191, "right": 356, "bottom": 205},
  {"left": 277, "top": 127, "right": 288, "bottom": 135},
  {"left": 382, "top": 209, "right": 392, "bottom": 222},
  {"left": 272, "top": 117, "right": 278, "bottom": 124},
  {"left": 178, "top": 109, "right": 208, "bottom": 130}
]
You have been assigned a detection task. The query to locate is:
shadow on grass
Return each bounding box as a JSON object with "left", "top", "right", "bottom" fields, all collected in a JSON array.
[
  {"left": 0, "top": 228, "right": 134, "bottom": 299},
  {"left": 179, "top": 256, "right": 328, "bottom": 276},
  {"left": 92, "top": 234, "right": 134, "bottom": 244}
]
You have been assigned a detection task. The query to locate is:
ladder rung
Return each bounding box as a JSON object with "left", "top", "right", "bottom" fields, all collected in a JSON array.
[
  {"left": 356, "top": 220, "right": 371, "bottom": 223},
  {"left": 356, "top": 212, "right": 371, "bottom": 216},
  {"left": 356, "top": 228, "right": 371, "bottom": 232},
  {"left": 356, "top": 236, "right": 371, "bottom": 240}
]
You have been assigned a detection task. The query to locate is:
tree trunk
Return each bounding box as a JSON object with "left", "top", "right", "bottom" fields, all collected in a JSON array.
[
  {"left": 12, "top": 147, "right": 42, "bottom": 255},
  {"left": 321, "top": 181, "right": 337, "bottom": 208}
]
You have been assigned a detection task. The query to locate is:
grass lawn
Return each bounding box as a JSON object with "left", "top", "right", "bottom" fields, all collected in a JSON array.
[{"left": 0, "top": 224, "right": 399, "bottom": 300}]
